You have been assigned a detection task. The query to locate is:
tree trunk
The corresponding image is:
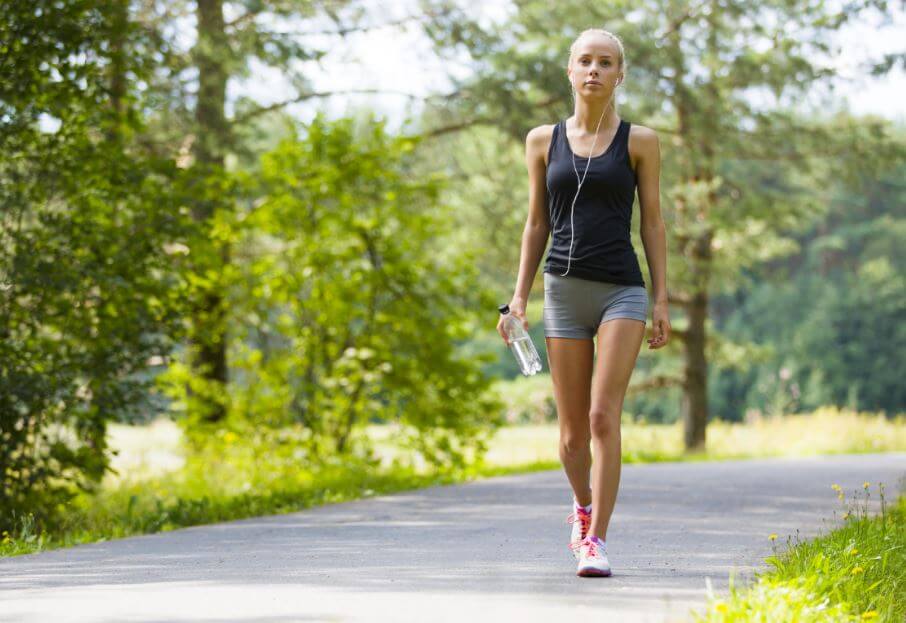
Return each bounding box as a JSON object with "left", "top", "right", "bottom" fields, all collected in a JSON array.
[
  {"left": 105, "top": 0, "right": 127, "bottom": 143},
  {"left": 189, "top": 0, "right": 230, "bottom": 423},
  {"left": 682, "top": 282, "right": 709, "bottom": 451}
]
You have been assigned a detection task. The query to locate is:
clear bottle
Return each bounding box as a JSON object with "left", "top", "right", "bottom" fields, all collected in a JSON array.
[{"left": 498, "top": 304, "right": 543, "bottom": 376}]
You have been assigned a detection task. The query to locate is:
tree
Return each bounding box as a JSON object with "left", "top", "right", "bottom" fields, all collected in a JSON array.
[
  {"left": 157, "top": 113, "right": 504, "bottom": 466},
  {"left": 148, "top": 0, "right": 441, "bottom": 425},
  {"left": 0, "top": 0, "right": 190, "bottom": 529},
  {"left": 712, "top": 153, "right": 906, "bottom": 417},
  {"left": 413, "top": 0, "right": 904, "bottom": 449}
]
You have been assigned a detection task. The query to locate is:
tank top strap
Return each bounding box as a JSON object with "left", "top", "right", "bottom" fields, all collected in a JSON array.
[
  {"left": 547, "top": 120, "right": 562, "bottom": 165},
  {"left": 617, "top": 119, "right": 630, "bottom": 148},
  {"left": 614, "top": 119, "right": 632, "bottom": 168}
]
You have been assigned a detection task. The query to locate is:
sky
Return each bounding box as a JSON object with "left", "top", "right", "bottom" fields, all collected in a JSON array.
[
  {"left": 35, "top": 2, "right": 902, "bottom": 135},
  {"left": 232, "top": 0, "right": 906, "bottom": 133}
]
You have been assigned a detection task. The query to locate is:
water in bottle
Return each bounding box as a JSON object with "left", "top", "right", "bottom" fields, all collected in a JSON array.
[{"left": 498, "top": 304, "right": 543, "bottom": 376}]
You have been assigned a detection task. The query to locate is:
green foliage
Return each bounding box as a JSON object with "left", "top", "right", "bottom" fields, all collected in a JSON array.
[
  {"left": 0, "top": 0, "right": 191, "bottom": 531},
  {"left": 711, "top": 160, "right": 906, "bottom": 418},
  {"left": 418, "top": 0, "right": 906, "bottom": 433},
  {"left": 159, "top": 113, "right": 504, "bottom": 467},
  {"left": 0, "top": 421, "right": 527, "bottom": 559},
  {"left": 695, "top": 487, "right": 905, "bottom": 622},
  {"left": 491, "top": 374, "right": 556, "bottom": 424}
]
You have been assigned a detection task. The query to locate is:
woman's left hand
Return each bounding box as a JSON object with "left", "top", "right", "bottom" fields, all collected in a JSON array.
[{"left": 647, "top": 300, "right": 671, "bottom": 349}]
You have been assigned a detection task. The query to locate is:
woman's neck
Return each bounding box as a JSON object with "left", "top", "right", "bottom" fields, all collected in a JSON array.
[{"left": 571, "top": 101, "right": 619, "bottom": 134}]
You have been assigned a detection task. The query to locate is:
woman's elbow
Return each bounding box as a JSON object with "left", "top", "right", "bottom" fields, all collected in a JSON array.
[
  {"left": 526, "top": 219, "right": 550, "bottom": 235},
  {"left": 640, "top": 217, "right": 665, "bottom": 234}
]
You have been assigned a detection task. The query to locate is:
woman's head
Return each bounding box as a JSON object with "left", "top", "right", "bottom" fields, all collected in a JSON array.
[{"left": 567, "top": 29, "right": 625, "bottom": 104}]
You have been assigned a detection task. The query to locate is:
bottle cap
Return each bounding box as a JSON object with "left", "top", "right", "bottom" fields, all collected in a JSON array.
[{"left": 498, "top": 304, "right": 509, "bottom": 315}]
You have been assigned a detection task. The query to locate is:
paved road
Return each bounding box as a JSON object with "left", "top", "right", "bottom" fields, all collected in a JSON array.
[{"left": 2, "top": 453, "right": 904, "bottom": 623}]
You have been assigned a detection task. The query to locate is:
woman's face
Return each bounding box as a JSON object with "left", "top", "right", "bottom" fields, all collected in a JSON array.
[{"left": 568, "top": 35, "right": 622, "bottom": 98}]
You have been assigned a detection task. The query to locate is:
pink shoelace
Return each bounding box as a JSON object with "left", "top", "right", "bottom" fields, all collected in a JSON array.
[
  {"left": 566, "top": 507, "right": 591, "bottom": 553},
  {"left": 581, "top": 535, "right": 600, "bottom": 558}
]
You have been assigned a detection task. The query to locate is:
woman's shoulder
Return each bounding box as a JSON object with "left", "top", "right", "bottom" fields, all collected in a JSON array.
[
  {"left": 526, "top": 122, "right": 558, "bottom": 167},
  {"left": 627, "top": 122, "right": 658, "bottom": 146},
  {"left": 627, "top": 122, "right": 659, "bottom": 170}
]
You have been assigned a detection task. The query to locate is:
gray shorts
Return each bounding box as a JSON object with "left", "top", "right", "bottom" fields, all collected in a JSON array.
[{"left": 543, "top": 272, "right": 648, "bottom": 340}]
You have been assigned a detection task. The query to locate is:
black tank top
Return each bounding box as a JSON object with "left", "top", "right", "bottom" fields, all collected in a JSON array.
[{"left": 543, "top": 118, "right": 645, "bottom": 287}]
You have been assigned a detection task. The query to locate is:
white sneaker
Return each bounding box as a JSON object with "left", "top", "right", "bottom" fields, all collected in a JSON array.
[
  {"left": 576, "top": 535, "right": 612, "bottom": 577},
  {"left": 566, "top": 500, "right": 592, "bottom": 560}
]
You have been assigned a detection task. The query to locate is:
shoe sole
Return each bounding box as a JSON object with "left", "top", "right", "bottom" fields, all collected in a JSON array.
[{"left": 577, "top": 567, "right": 612, "bottom": 577}]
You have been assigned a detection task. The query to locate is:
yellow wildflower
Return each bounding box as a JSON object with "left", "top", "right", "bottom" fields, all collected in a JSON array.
[
  {"left": 863, "top": 481, "right": 870, "bottom": 489},
  {"left": 714, "top": 602, "right": 728, "bottom": 613},
  {"left": 851, "top": 566, "right": 864, "bottom": 575},
  {"left": 831, "top": 483, "right": 842, "bottom": 492},
  {"left": 842, "top": 512, "right": 851, "bottom": 520},
  {"left": 861, "top": 611, "right": 879, "bottom": 620},
  {"left": 850, "top": 548, "right": 859, "bottom": 555},
  {"left": 769, "top": 533, "right": 778, "bottom": 541}
]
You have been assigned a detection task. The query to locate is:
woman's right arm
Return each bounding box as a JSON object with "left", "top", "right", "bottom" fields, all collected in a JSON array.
[{"left": 497, "top": 125, "right": 552, "bottom": 341}]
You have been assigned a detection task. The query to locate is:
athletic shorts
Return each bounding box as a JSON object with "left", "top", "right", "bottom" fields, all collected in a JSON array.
[{"left": 543, "top": 271, "right": 648, "bottom": 340}]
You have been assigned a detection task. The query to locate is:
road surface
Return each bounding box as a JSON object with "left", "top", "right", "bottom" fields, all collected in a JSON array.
[{"left": 1, "top": 452, "right": 904, "bottom": 623}]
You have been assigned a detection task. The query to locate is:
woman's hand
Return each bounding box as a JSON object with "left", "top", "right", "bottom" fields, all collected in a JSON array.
[
  {"left": 647, "top": 300, "right": 671, "bottom": 349},
  {"left": 497, "top": 296, "right": 528, "bottom": 345}
]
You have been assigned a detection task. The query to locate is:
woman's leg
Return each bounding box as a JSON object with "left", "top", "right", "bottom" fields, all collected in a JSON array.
[
  {"left": 588, "top": 317, "right": 646, "bottom": 540},
  {"left": 545, "top": 336, "right": 595, "bottom": 507}
]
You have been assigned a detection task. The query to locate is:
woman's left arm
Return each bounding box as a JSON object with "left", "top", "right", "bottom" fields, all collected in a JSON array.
[{"left": 632, "top": 126, "right": 671, "bottom": 350}]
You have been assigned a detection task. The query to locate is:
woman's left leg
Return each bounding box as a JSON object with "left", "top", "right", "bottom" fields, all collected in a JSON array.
[{"left": 588, "top": 317, "right": 646, "bottom": 540}]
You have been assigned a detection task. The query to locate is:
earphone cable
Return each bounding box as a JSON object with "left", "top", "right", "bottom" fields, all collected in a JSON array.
[{"left": 559, "top": 98, "right": 613, "bottom": 277}]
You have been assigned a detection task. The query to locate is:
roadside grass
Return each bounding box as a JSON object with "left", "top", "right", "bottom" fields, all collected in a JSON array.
[
  {"left": 693, "top": 484, "right": 905, "bottom": 623},
  {"left": 2, "top": 405, "right": 903, "bottom": 559},
  {"left": 481, "top": 406, "right": 905, "bottom": 467}
]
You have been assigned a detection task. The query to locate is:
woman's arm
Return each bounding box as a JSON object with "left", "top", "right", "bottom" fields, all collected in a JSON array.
[
  {"left": 633, "top": 125, "right": 671, "bottom": 349},
  {"left": 512, "top": 126, "right": 553, "bottom": 303},
  {"left": 499, "top": 125, "right": 552, "bottom": 336}
]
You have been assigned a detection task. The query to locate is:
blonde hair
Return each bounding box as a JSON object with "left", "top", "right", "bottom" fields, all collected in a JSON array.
[
  {"left": 568, "top": 29, "right": 626, "bottom": 108},
  {"left": 568, "top": 28, "right": 626, "bottom": 70}
]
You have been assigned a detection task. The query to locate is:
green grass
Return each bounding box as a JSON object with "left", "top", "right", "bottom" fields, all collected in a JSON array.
[
  {"left": 692, "top": 484, "right": 905, "bottom": 623},
  {"left": 0, "top": 421, "right": 571, "bottom": 559}
]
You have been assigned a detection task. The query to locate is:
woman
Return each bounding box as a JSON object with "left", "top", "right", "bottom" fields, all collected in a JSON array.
[{"left": 496, "top": 28, "right": 671, "bottom": 578}]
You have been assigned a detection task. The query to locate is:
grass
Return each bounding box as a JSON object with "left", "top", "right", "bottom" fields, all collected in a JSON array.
[
  {"left": 2, "top": 405, "right": 903, "bottom": 559},
  {"left": 480, "top": 405, "right": 906, "bottom": 468},
  {"left": 692, "top": 484, "right": 905, "bottom": 623}
]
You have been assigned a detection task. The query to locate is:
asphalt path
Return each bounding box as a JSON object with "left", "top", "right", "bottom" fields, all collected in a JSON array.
[{"left": 1, "top": 452, "right": 904, "bottom": 623}]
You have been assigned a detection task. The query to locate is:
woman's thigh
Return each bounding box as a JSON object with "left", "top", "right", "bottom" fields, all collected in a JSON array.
[
  {"left": 545, "top": 336, "right": 594, "bottom": 441},
  {"left": 590, "top": 318, "right": 646, "bottom": 437}
]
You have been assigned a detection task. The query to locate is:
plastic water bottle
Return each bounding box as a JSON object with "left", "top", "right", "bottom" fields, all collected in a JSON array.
[{"left": 498, "top": 304, "right": 543, "bottom": 376}]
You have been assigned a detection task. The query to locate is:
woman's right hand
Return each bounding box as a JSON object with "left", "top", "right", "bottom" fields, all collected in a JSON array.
[{"left": 497, "top": 296, "right": 528, "bottom": 345}]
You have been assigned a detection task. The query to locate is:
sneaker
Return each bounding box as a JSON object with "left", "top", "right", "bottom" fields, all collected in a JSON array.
[
  {"left": 576, "top": 535, "right": 612, "bottom": 577},
  {"left": 566, "top": 500, "right": 592, "bottom": 560}
]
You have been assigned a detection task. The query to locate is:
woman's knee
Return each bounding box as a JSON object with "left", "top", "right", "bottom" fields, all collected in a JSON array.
[
  {"left": 559, "top": 428, "right": 591, "bottom": 455},
  {"left": 589, "top": 407, "right": 621, "bottom": 441}
]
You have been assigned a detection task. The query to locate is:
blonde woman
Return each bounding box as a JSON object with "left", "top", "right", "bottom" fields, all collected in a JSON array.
[{"left": 497, "top": 28, "right": 671, "bottom": 577}]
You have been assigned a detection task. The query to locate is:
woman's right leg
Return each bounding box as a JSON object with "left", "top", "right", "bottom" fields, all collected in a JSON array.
[{"left": 545, "top": 336, "right": 595, "bottom": 507}]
